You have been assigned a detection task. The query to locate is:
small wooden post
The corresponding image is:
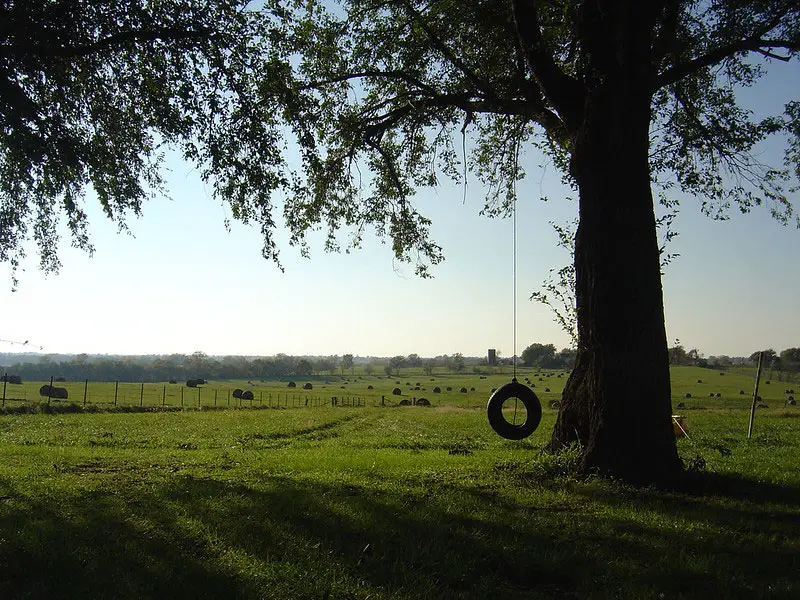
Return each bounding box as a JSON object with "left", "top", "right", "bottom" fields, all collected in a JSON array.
[
  {"left": 162, "top": 385, "right": 166, "bottom": 407},
  {"left": 114, "top": 381, "right": 119, "bottom": 407},
  {"left": 83, "top": 379, "right": 88, "bottom": 407},
  {"left": 214, "top": 389, "right": 218, "bottom": 407},
  {"left": 47, "top": 375, "right": 54, "bottom": 405},
  {"left": 180, "top": 386, "right": 184, "bottom": 407},
  {"left": 748, "top": 352, "right": 764, "bottom": 439},
  {"left": 227, "top": 389, "right": 230, "bottom": 407},
  {"left": 198, "top": 386, "right": 201, "bottom": 408},
  {"left": 140, "top": 382, "right": 144, "bottom": 407},
  {"left": 2, "top": 373, "right": 7, "bottom": 407}
]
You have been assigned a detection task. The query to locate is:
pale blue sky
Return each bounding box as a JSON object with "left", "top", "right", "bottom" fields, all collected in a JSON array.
[{"left": 1, "top": 67, "right": 798, "bottom": 359}]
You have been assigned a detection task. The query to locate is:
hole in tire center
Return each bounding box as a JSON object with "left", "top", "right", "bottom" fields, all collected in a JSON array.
[{"left": 500, "top": 397, "right": 527, "bottom": 425}]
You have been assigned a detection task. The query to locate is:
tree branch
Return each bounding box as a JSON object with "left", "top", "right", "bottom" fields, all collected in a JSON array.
[
  {"left": 511, "top": 0, "right": 585, "bottom": 132},
  {"left": 5, "top": 26, "right": 213, "bottom": 59}
]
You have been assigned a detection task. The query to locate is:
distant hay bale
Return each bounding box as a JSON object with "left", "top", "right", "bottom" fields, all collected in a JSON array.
[
  {"left": 39, "top": 385, "right": 67, "bottom": 399},
  {"left": 788, "top": 398, "right": 796, "bottom": 405},
  {"left": 303, "top": 383, "right": 313, "bottom": 390},
  {"left": 1, "top": 374, "right": 22, "bottom": 384},
  {"left": 169, "top": 379, "right": 177, "bottom": 384},
  {"left": 415, "top": 398, "right": 431, "bottom": 406},
  {"left": 684, "top": 393, "right": 692, "bottom": 398},
  {"left": 415, "top": 382, "right": 421, "bottom": 386},
  {"left": 677, "top": 402, "right": 686, "bottom": 409},
  {"left": 765, "top": 380, "right": 770, "bottom": 384},
  {"left": 757, "top": 404, "right": 769, "bottom": 409},
  {"left": 459, "top": 387, "right": 468, "bottom": 393},
  {"left": 241, "top": 390, "right": 254, "bottom": 400},
  {"left": 545, "top": 387, "right": 551, "bottom": 392},
  {"left": 739, "top": 390, "right": 745, "bottom": 394},
  {"left": 392, "top": 387, "right": 402, "bottom": 396},
  {"left": 709, "top": 392, "right": 715, "bottom": 397},
  {"left": 367, "top": 385, "right": 374, "bottom": 390},
  {"left": 414, "top": 386, "right": 420, "bottom": 390},
  {"left": 287, "top": 381, "right": 296, "bottom": 388},
  {"left": 548, "top": 400, "right": 561, "bottom": 409},
  {"left": 433, "top": 387, "right": 441, "bottom": 393},
  {"left": 697, "top": 379, "right": 703, "bottom": 384},
  {"left": 479, "top": 376, "right": 487, "bottom": 380},
  {"left": 470, "top": 387, "right": 475, "bottom": 392},
  {"left": 719, "top": 372, "right": 725, "bottom": 376},
  {"left": 186, "top": 379, "right": 198, "bottom": 388},
  {"left": 715, "top": 393, "right": 721, "bottom": 397},
  {"left": 446, "top": 387, "right": 452, "bottom": 391},
  {"left": 232, "top": 388, "right": 244, "bottom": 399},
  {"left": 55, "top": 377, "right": 66, "bottom": 382},
  {"left": 398, "top": 399, "right": 411, "bottom": 406}
]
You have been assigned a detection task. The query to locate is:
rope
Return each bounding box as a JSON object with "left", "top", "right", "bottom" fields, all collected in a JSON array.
[{"left": 512, "top": 190, "right": 518, "bottom": 424}]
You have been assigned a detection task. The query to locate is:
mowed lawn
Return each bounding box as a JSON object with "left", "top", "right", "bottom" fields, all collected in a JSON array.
[{"left": 0, "top": 368, "right": 798, "bottom": 599}]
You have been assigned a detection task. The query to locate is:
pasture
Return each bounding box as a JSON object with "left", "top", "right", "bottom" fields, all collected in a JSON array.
[{"left": 0, "top": 367, "right": 798, "bottom": 599}]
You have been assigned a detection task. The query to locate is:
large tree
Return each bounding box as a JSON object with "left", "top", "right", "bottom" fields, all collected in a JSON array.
[
  {"left": 2, "top": 1, "right": 799, "bottom": 483},
  {"left": 269, "top": 0, "right": 799, "bottom": 484}
]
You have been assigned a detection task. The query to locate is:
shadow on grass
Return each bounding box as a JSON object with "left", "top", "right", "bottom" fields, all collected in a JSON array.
[{"left": 0, "top": 469, "right": 798, "bottom": 599}]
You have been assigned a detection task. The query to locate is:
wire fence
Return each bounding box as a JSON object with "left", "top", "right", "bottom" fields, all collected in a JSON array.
[{"left": 0, "top": 375, "right": 405, "bottom": 411}]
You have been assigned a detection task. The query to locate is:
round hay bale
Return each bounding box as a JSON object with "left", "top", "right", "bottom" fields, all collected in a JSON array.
[
  {"left": 677, "top": 402, "right": 686, "bottom": 409},
  {"left": 340, "top": 386, "right": 346, "bottom": 389},
  {"left": 169, "top": 379, "right": 177, "bottom": 384},
  {"left": 788, "top": 398, "right": 796, "bottom": 405},
  {"left": 287, "top": 381, "right": 296, "bottom": 388},
  {"left": 398, "top": 399, "right": 411, "bottom": 406},
  {"left": 392, "top": 387, "right": 402, "bottom": 396},
  {"left": 715, "top": 393, "right": 721, "bottom": 398},
  {"left": 367, "top": 385, "right": 374, "bottom": 390},
  {"left": 433, "top": 387, "right": 441, "bottom": 393},
  {"left": 186, "top": 379, "right": 198, "bottom": 388},
  {"left": 470, "top": 387, "right": 475, "bottom": 392},
  {"left": 459, "top": 387, "right": 468, "bottom": 393},
  {"left": 241, "top": 390, "right": 254, "bottom": 401},
  {"left": 709, "top": 392, "right": 715, "bottom": 397},
  {"left": 415, "top": 398, "right": 431, "bottom": 406},
  {"left": 739, "top": 390, "right": 745, "bottom": 394},
  {"left": 765, "top": 380, "right": 770, "bottom": 384},
  {"left": 719, "top": 372, "right": 725, "bottom": 376},
  {"left": 414, "top": 386, "right": 420, "bottom": 390},
  {"left": 684, "top": 392, "right": 692, "bottom": 398},
  {"left": 757, "top": 403, "right": 769, "bottom": 409},
  {"left": 548, "top": 400, "right": 561, "bottom": 409},
  {"left": 697, "top": 379, "right": 703, "bottom": 384},
  {"left": 232, "top": 388, "right": 244, "bottom": 399},
  {"left": 545, "top": 387, "right": 551, "bottom": 392},
  {"left": 479, "top": 376, "right": 487, "bottom": 380},
  {"left": 39, "top": 385, "right": 53, "bottom": 397},
  {"left": 55, "top": 376, "right": 66, "bottom": 382},
  {"left": 1, "top": 374, "right": 22, "bottom": 384},
  {"left": 446, "top": 387, "right": 452, "bottom": 392},
  {"left": 303, "top": 383, "right": 313, "bottom": 390}
]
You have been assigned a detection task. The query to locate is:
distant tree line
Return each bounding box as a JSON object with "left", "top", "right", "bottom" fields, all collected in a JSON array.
[
  {"left": 0, "top": 350, "right": 518, "bottom": 382},
  {"left": 667, "top": 344, "right": 800, "bottom": 379},
  {"left": 519, "top": 344, "right": 577, "bottom": 370}
]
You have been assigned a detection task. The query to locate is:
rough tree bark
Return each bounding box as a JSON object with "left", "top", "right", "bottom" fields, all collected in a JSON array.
[{"left": 545, "top": 4, "right": 682, "bottom": 484}]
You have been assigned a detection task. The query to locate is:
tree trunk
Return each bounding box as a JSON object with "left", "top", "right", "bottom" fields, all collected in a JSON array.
[{"left": 548, "top": 80, "right": 682, "bottom": 485}]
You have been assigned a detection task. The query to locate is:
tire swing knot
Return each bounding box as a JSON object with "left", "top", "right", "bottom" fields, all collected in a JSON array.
[{"left": 487, "top": 378, "right": 542, "bottom": 440}]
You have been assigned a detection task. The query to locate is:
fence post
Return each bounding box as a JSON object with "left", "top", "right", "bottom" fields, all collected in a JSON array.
[
  {"left": 140, "top": 382, "right": 144, "bottom": 407},
  {"left": 163, "top": 385, "right": 166, "bottom": 407},
  {"left": 198, "top": 386, "right": 201, "bottom": 408},
  {"left": 83, "top": 379, "right": 88, "bottom": 407},
  {"left": 114, "top": 381, "right": 119, "bottom": 407},
  {"left": 48, "top": 376, "right": 54, "bottom": 405},
  {"left": 748, "top": 352, "right": 764, "bottom": 439},
  {"left": 227, "top": 389, "right": 230, "bottom": 407},
  {"left": 181, "top": 387, "right": 184, "bottom": 407},
  {"left": 2, "top": 372, "right": 6, "bottom": 407},
  {"left": 214, "top": 389, "right": 218, "bottom": 407}
]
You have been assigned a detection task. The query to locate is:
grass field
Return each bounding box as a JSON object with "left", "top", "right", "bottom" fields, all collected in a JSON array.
[{"left": 0, "top": 367, "right": 798, "bottom": 599}]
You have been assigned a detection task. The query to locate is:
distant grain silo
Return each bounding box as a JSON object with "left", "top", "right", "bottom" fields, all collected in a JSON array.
[{"left": 488, "top": 349, "right": 497, "bottom": 366}]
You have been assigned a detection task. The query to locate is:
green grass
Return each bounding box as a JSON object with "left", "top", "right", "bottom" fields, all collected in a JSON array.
[{"left": 0, "top": 373, "right": 798, "bottom": 599}]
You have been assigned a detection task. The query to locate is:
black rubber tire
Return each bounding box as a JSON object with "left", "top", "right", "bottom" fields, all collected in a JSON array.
[{"left": 487, "top": 380, "right": 542, "bottom": 440}]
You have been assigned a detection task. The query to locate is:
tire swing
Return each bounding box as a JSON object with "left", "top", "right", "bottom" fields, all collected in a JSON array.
[
  {"left": 485, "top": 185, "right": 542, "bottom": 441},
  {"left": 487, "top": 378, "right": 542, "bottom": 440}
]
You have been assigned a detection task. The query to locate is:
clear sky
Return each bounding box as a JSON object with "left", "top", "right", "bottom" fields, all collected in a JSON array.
[{"left": 1, "top": 68, "right": 798, "bottom": 360}]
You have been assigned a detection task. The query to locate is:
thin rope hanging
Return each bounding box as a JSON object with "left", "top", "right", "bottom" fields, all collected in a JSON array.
[{"left": 486, "top": 186, "right": 541, "bottom": 440}]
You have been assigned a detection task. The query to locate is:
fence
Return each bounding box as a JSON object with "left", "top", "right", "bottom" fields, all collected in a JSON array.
[{"left": 0, "top": 374, "right": 381, "bottom": 410}]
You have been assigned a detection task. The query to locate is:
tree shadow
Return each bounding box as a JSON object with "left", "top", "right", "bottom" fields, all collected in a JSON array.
[{"left": 0, "top": 469, "right": 798, "bottom": 599}]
